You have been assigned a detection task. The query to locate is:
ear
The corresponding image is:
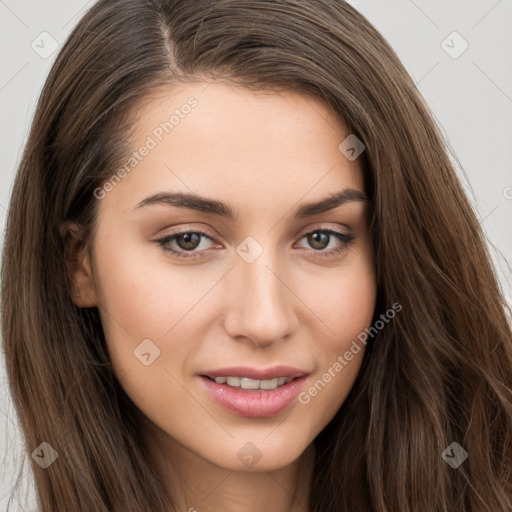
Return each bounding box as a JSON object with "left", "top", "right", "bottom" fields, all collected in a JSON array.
[{"left": 61, "top": 221, "right": 98, "bottom": 308}]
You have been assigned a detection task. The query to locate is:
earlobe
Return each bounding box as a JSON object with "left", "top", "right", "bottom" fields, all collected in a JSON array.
[
  {"left": 61, "top": 221, "right": 98, "bottom": 308},
  {"left": 72, "top": 250, "right": 98, "bottom": 308}
]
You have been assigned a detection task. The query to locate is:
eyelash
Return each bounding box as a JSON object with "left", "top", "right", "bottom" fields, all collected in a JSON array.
[{"left": 155, "top": 227, "right": 355, "bottom": 260}]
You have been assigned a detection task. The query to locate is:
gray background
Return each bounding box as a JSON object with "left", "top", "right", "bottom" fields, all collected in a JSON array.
[{"left": 1, "top": 0, "right": 511, "bottom": 508}]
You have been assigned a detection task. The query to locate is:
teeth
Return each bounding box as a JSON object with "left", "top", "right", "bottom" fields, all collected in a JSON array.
[
  {"left": 213, "top": 376, "right": 292, "bottom": 390},
  {"left": 226, "top": 376, "right": 241, "bottom": 387},
  {"left": 259, "top": 378, "right": 279, "bottom": 390},
  {"left": 241, "top": 377, "right": 260, "bottom": 389}
]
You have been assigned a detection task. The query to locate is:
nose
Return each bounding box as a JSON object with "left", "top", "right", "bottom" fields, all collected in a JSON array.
[{"left": 222, "top": 250, "right": 299, "bottom": 348}]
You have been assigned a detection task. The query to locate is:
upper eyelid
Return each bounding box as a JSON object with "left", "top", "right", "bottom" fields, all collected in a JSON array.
[
  {"left": 156, "top": 223, "right": 351, "bottom": 238},
  {"left": 156, "top": 224, "right": 353, "bottom": 247}
]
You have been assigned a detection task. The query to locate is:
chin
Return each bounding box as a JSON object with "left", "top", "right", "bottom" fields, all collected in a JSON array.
[{"left": 199, "top": 430, "right": 313, "bottom": 472}]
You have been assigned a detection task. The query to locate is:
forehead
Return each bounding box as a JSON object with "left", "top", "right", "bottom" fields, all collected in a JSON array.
[{"left": 100, "top": 80, "right": 365, "bottom": 215}]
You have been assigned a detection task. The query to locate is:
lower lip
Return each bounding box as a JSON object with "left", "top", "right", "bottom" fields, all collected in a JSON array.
[{"left": 200, "top": 376, "right": 307, "bottom": 417}]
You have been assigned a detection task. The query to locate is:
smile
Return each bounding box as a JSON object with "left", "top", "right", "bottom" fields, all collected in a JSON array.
[
  {"left": 208, "top": 376, "right": 294, "bottom": 390},
  {"left": 199, "top": 366, "right": 310, "bottom": 417}
]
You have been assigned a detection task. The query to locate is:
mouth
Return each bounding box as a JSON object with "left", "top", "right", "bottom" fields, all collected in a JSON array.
[
  {"left": 203, "top": 375, "right": 294, "bottom": 390},
  {"left": 199, "top": 366, "right": 309, "bottom": 417}
]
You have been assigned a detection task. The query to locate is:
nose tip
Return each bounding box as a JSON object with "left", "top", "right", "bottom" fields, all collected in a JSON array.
[{"left": 222, "top": 258, "right": 298, "bottom": 347}]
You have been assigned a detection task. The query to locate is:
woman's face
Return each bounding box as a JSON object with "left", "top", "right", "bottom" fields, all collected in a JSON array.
[{"left": 73, "top": 81, "right": 377, "bottom": 472}]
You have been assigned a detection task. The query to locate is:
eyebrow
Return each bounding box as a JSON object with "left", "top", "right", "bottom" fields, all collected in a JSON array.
[{"left": 131, "top": 188, "right": 368, "bottom": 219}]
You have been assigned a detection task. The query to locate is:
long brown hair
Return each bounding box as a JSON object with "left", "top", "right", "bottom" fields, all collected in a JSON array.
[{"left": 2, "top": 0, "right": 511, "bottom": 510}]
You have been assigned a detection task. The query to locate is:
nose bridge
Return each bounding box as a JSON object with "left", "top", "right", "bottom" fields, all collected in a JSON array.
[{"left": 223, "top": 241, "right": 298, "bottom": 345}]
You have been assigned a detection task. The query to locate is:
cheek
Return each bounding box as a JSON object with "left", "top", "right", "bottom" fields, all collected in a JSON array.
[
  {"left": 92, "top": 235, "right": 237, "bottom": 404},
  {"left": 296, "top": 253, "right": 376, "bottom": 420},
  {"left": 92, "top": 242, "right": 213, "bottom": 430},
  {"left": 92, "top": 235, "right": 197, "bottom": 373},
  {"left": 93, "top": 232, "right": 212, "bottom": 336},
  {"left": 301, "top": 251, "right": 376, "bottom": 349},
  {"left": 331, "top": 267, "right": 376, "bottom": 340}
]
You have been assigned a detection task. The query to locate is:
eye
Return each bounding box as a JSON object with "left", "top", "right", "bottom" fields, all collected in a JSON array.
[
  {"left": 154, "top": 226, "right": 355, "bottom": 260},
  {"left": 294, "top": 228, "right": 355, "bottom": 258},
  {"left": 155, "top": 229, "right": 219, "bottom": 259}
]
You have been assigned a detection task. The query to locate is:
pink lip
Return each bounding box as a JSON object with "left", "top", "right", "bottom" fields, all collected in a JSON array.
[{"left": 199, "top": 366, "right": 309, "bottom": 418}]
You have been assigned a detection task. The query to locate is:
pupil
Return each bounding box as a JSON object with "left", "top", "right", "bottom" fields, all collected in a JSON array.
[
  {"left": 309, "top": 232, "right": 329, "bottom": 250},
  {"left": 178, "top": 233, "right": 200, "bottom": 250}
]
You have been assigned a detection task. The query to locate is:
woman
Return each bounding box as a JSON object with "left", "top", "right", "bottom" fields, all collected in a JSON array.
[{"left": 2, "top": 0, "right": 511, "bottom": 510}]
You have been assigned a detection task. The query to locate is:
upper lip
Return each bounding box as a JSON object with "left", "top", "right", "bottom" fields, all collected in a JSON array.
[{"left": 201, "top": 366, "right": 309, "bottom": 380}]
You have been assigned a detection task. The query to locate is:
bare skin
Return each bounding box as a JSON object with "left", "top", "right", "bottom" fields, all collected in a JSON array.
[{"left": 69, "top": 80, "right": 377, "bottom": 512}]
